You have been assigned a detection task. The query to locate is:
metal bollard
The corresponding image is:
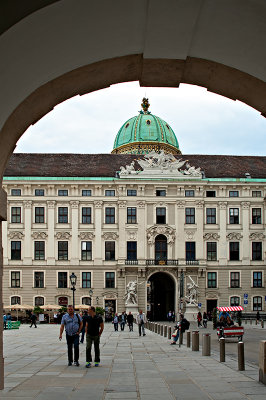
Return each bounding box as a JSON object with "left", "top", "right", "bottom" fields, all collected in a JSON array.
[
  {"left": 250, "top": 319, "right": 252, "bottom": 325},
  {"left": 168, "top": 326, "right": 172, "bottom": 340},
  {"left": 192, "top": 331, "right": 199, "bottom": 351},
  {"left": 261, "top": 320, "right": 264, "bottom": 328},
  {"left": 202, "top": 333, "right": 211, "bottom": 356},
  {"left": 164, "top": 325, "right": 167, "bottom": 337},
  {"left": 179, "top": 330, "right": 183, "bottom": 347},
  {"left": 161, "top": 325, "right": 164, "bottom": 336},
  {"left": 220, "top": 337, "right": 225, "bottom": 362},
  {"left": 245, "top": 319, "right": 247, "bottom": 324},
  {"left": 238, "top": 342, "right": 245, "bottom": 371},
  {"left": 187, "top": 331, "right": 191, "bottom": 348},
  {"left": 154, "top": 323, "right": 157, "bottom": 333},
  {"left": 259, "top": 340, "right": 266, "bottom": 384}
]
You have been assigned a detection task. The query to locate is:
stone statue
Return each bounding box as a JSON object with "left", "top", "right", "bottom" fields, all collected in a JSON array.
[
  {"left": 185, "top": 275, "right": 199, "bottom": 306},
  {"left": 124, "top": 280, "right": 144, "bottom": 305}
]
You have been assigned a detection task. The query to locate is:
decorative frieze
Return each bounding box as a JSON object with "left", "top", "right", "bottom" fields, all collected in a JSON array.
[
  {"left": 78, "top": 232, "right": 95, "bottom": 240},
  {"left": 102, "top": 291, "right": 118, "bottom": 298},
  {"left": 147, "top": 225, "right": 175, "bottom": 244},
  {"left": 94, "top": 201, "right": 103, "bottom": 209},
  {"left": 8, "top": 231, "right": 24, "bottom": 239},
  {"left": 137, "top": 201, "right": 145, "bottom": 209},
  {"left": 118, "top": 201, "right": 127, "bottom": 208},
  {"left": 23, "top": 201, "right": 32, "bottom": 208},
  {"left": 70, "top": 201, "right": 79, "bottom": 209},
  {"left": 196, "top": 201, "right": 204, "bottom": 208},
  {"left": 127, "top": 231, "right": 137, "bottom": 240},
  {"left": 185, "top": 231, "right": 195, "bottom": 240},
  {"left": 249, "top": 232, "right": 265, "bottom": 241},
  {"left": 55, "top": 232, "right": 71, "bottom": 240},
  {"left": 145, "top": 267, "right": 178, "bottom": 278},
  {"left": 241, "top": 201, "right": 250, "bottom": 209},
  {"left": 31, "top": 232, "right": 48, "bottom": 239},
  {"left": 226, "top": 232, "right": 243, "bottom": 241},
  {"left": 176, "top": 201, "right": 185, "bottom": 209},
  {"left": 203, "top": 232, "right": 220, "bottom": 241},
  {"left": 102, "top": 232, "right": 119, "bottom": 240},
  {"left": 47, "top": 201, "right": 56, "bottom": 209},
  {"left": 219, "top": 202, "right": 227, "bottom": 209}
]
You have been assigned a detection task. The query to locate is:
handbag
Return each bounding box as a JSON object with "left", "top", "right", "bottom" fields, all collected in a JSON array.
[{"left": 172, "top": 329, "right": 178, "bottom": 338}]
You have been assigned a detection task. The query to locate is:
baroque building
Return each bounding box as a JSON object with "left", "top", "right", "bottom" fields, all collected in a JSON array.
[{"left": 2, "top": 100, "right": 266, "bottom": 320}]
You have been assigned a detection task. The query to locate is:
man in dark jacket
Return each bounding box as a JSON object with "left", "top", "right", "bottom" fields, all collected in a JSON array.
[
  {"left": 30, "top": 313, "right": 37, "bottom": 328},
  {"left": 127, "top": 311, "right": 134, "bottom": 331}
]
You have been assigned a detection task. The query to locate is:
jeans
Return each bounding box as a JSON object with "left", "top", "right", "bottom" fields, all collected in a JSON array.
[
  {"left": 120, "top": 322, "right": 125, "bottom": 331},
  {"left": 80, "top": 326, "right": 85, "bottom": 343},
  {"left": 138, "top": 322, "right": 145, "bottom": 336},
  {"left": 114, "top": 323, "right": 118, "bottom": 331},
  {"left": 66, "top": 334, "right": 79, "bottom": 363},
  {"left": 128, "top": 322, "right": 133, "bottom": 331},
  {"left": 86, "top": 335, "right": 100, "bottom": 363}
]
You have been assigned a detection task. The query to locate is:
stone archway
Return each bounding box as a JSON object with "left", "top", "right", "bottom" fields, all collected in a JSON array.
[{"left": 148, "top": 272, "right": 175, "bottom": 321}]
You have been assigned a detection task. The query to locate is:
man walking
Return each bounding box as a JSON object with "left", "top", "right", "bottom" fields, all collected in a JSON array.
[
  {"left": 85, "top": 306, "right": 104, "bottom": 368},
  {"left": 136, "top": 309, "right": 147, "bottom": 336},
  {"left": 119, "top": 311, "right": 126, "bottom": 331},
  {"left": 127, "top": 311, "right": 134, "bottom": 331},
  {"left": 59, "top": 305, "right": 83, "bottom": 366},
  {"left": 29, "top": 312, "right": 37, "bottom": 328}
]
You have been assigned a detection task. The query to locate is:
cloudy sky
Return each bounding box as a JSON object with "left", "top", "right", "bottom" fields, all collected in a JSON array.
[{"left": 15, "top": 81, "right": 266, "bottom": 156}]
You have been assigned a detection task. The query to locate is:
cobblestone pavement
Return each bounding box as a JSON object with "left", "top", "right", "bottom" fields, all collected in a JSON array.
[{"left": 1, "top": 323, "right": 266, "bottom": 399}]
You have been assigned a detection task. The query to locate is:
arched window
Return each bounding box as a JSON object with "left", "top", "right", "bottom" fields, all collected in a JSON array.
[
  {"left": 230, "top": 296, "right": 240, "bottom": 306},
  {"left": 82, "top": 297, "right": 91, "bottom": 306},
  {"left": 11, "top": 296, "right": 21, "bottom": 305},
  {"left": 58, "top": 296, "right": 68, "bottom": 306},
  {"left": 253, "top": 296, "right": 262, "bottom": 311},
  {"left": 35, "top": 296, "right": 44, "bottom": 306},
  {"left": 155, "top": 234, "right": 167, "bottom": 264}
]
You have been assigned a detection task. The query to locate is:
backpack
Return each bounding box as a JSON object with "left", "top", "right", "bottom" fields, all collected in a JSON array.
[{"left": 183, "top": 318, "right": 190, "bottom": 330}]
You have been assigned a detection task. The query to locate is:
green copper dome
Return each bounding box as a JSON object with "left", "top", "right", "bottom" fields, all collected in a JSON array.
[{"left": 112, "top": 98, "right": 181, "bottom": 155}]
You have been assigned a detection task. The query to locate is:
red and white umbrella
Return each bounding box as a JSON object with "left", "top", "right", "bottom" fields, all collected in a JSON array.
[{"left": 217, "top": 306, "right": 244, "bottom": 312}]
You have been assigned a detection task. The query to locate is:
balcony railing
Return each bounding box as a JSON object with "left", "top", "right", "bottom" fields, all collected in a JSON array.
[
  {"left": 125, "top": 260, "right": 139, "bottom": 265},
  {"left": 146, "top": 259, "right": 179, "bottom": 266},
  {"left": 186, "top": 260, "right": 199, "bottom": 265}
]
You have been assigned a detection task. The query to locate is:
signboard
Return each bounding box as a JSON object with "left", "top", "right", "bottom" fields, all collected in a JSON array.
[
  {"left": 38, "top": 314, "right": 44, "bottom": 322},
  {"left": 244, "top": 293, "right": 248, "bottom": 299},
  {"left": 244, "top": 300, "right": 248, "bottom": 305},
  {"left": 198, "top": 303, "right": 202, "bottom": 308}
]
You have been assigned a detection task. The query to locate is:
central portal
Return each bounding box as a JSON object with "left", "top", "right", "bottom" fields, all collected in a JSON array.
[{"left": 147, "top": 272, "right": 175, "bottom": 321}]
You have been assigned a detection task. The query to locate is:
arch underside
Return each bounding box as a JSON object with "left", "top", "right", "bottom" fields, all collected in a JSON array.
[{"left": 0, "top": 54, "right": 266, "bottom": 179}]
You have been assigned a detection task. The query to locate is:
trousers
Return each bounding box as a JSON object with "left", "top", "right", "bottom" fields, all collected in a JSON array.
[
  {"left": 66, "top": 334, "right": 79, "bottom": 363},
  {"left": 86, "top": 335, "right": 100, "bottom": 363}
]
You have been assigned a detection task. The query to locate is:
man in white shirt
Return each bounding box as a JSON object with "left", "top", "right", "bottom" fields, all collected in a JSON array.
[{"left": 136, "top": 310, "right": 147, "bottom": 336}]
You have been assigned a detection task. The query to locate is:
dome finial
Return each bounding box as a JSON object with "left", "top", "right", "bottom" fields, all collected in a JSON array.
[{"left": 140, "top": 97, "right": 150, "bottom": 114}]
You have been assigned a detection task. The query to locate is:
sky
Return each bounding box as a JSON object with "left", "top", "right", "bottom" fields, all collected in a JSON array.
[{"left": 15, "top": 81, "right": 266, "bottom": 156}]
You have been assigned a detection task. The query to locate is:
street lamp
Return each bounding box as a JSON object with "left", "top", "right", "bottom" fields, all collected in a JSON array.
[
  {"left": 69, "top": 272, "right": 77, "bottom": 309},
  {"left": 89, "top": 289, "right": 93, "bottom": 306},
  {"left": 96, "top": 296, "right": 99, "bottom": 305}
]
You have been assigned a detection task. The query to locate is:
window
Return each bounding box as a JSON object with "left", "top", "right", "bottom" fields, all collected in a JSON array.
[
  {"left": 252, "top": 208, "right": 261, "bottom": 224},
  {"left": 156, "top": 207, "right": 166, "bottom": 224},
  {"left": 34, "top": 241, "right": 45, "bottom": 260},
  {"left": 35, "top": 207, "right": 44, "bottom": 223},
  {"left": 252, "top": 191, "right": 261, "bottom": 197},
  {"left": 127, "top": 189, "right": 137, "bottom": 196},
  {"left": 206, "top": 208, "right": 216, "bottom": 224},
  {"left": 253, "top": 296, "right": 262, "bottom": 311},
  {"left": 186, "top": 242, "right": 195, "bottom": 261},
  {"left": 105, "top": 190, "right": 115, "bottom": 196},
  {"left": 82, "top": 272, "right": 91, "bottom": 288},
  {"left": 253, "top": 272, "right": 262, "bottom": 288},
  {"left": 185, "top": 190, "right": 194, "bottom": 197},
  {"left": 11, "top": 207, "right": 21, "bottom": 223},
  {"left": 207, "top": 242, "right": 217, "bottom": 261},
  {"left": 58, "top": 207, "right": 68, "bottom": 223},
  {"left": 82, "top": 207, "right": 91, "bottom": 224},
  {"left": 11, "top": 189, "right": 21, "bottom": 196},
  {"left": 206, "top": 191, "right": 216, "bottom": 197},
  {"left": 58, "top": 272, "right": 68, "bottom": 288},
  {"left": 230, "top": 296, "right": 240, "bottom": 306},
  {"left": 11, "top": 296, "right": 21, "bottom": 305},
  {"left": 58, "top": 241, "right": 68, "bottom": 260},
  {"left": 82, "top": 190, "right": 91, "bottom": 196},
  {"left": 105, "top": 272, "right": 115, "bottom": 288},
  {"left": 230, "top": 272, "right": 240, "bottom": 288},
  {"left": 82, "top": 297, "right": 91, "bottom": 305},
  {"left": 252, "top": 242, "right": 262, "bottom": 261},
  {"left": 105, "top": 241, "right": 115, "bottom": 261},
  {"left": 35, "top": 296, "right": 44, "bottom": 306},
  {"left": 105, "top": 207, "right": 115, "bottom": 224},
  {"left": 81, "top": 241, "right": 92, "bottom": 261},
  {"left": 11, "top": 241, "right": 21, "bottom": 260},
  {"left": 127, "top": 207, "right": 137, "bottom": 224},
  {"left": 58, "top": 189, "right": 68, "bottom": 196},
  {"left": 229, "top": 191, "right": 239, "bottom": 197},
  {"left": 127, "top": 241, "right": 137, "bottom": 260},
  {"left": 229, "top": 208, "right": 239, "bottom": 224},
  {"left": 185, "top": 208, "right": 195, "bottom": 224},
  {"left": 229, "top": 242, "right": 239, "bottom": 261},
  {"left": 207, "top": 272, "right": 217, "bottom": 288},
  {"left": 156, "top": 189, "right": 166, "bottom": 196},
  {"left": 34, "top": 272, "right": 44, "bottom": 288},
  {"left": 35, "top": 189, "right": 44, "bottom": 196},
  {"left": 155, "top": 235, "right": 167, "bottom": 262},
  {"left": 11, "top": 271, "right": 20, "bottom": 288}
]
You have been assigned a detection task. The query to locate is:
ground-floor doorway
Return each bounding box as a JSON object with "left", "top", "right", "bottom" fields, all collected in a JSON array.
[
  {"left": 105, "top": 300, "right": 116, "bottom": 322},
  {"left": 147, "top": 272, "right": 175, "bottom": 321},
  {"left": 206, "top": 299, "right": 217, "bottom": 315}
]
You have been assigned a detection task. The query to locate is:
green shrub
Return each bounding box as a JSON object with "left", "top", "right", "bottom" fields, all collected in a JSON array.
[{"left": 96, "top": 307, "right": 104, "bottom": 316}]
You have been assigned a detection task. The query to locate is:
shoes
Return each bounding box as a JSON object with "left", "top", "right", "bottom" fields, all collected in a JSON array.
[
  {"left": 143, "top": 334, "right": 146, "bottom": 336},
  {"left": 68, "top": 362, "right": 72, "bottom": 366},
  {"left": 75, "top": 361, "right": 80, "bottom": 367},
  {"left": 95, "top": 363, "right": 99, "bottom": 367},
  {"left": 170, "top": 342, "right": 176, "bottom": 345},
  {"left": 85, "top": 362, "right": 91, "bottom": 368}
]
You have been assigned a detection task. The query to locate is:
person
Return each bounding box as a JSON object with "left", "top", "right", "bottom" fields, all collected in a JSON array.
[
  {"left": 29, "top": 313, "right": 37, "bottom": 328},
  {"left": 172, "top": 311, "right": 175, "bottom": 322},
  {"left": 3, "top": 313, "right": 7, "bottom": 330},
  {"left": 136, "top": 310, "right": 147, "bottom": 336},
  {"left": 197, "top": 311, "right": 202, "bottom": 327},
  {"left": 80, "top": 311, "right": 88, "bottom": 344},
  {"left": 170, "top": 314, "right": 190, "bottom": 344},
  {"left": 53, "top": 312, "right": 58, "bottom": 324},
  {"left": 167, "top": 311, "right": 172, "bottom": 322},
  {"left": 59, "top": 305, "right": 83, "bottom": 366},
  {"left": 85, "top": 306, "right": 104, "bottom": 368},
  {"left": 256, "top": 311, "right": 260, "bottom": 323},
  {"left": 127, "top": 311, "right": 134, "bottom": 331},
  {"left": 203, "top": 312, "right": 208, "bottom": 328},
  {"left": 113, "top": 313, "right": 119, "bottom": 331},
  {"left": 119, "top": 311, "right": 126, "bottom": 331}
]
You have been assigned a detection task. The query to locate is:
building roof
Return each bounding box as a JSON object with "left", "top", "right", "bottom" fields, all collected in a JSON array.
[{"left": 4, "top": 153, "right": 266, "bottom": 179}]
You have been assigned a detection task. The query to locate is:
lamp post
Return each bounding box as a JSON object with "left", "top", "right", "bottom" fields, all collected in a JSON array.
[
  {"left": 89, "top": 289, "right": 93, "bottom": 306},
  {"left": 96, "top": 296, "right": 99, "bottom": 305},
  {"left": 69, "top": 272, "right": 77, "bottom": 309}
]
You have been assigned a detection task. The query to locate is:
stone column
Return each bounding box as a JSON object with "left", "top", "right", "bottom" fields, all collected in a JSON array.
[
  {"left": 94, "top": 201, "right": 103, "bottom": 265},
  {"left": 70, "top": 201, "right": 79, "bottom": 265},
  {"left": 0, "top": 187, "right": 7, "bottom": 389},
  {"left": 137, "top": 201, "right": 146, "bottom": 261},
  {"left": 218, "top": 202, "right": 227, "bottom": 265},
  {"left": 241, "top": 202, "right": 250, "bottom": 263},
  {"left": 47, "top": 201, "right": 56, "bottom": 265},
  {"left": 118, "top": 201, "right": 127, "bottom": 262},
  {"left": 23, "top": 200, "right": 32, "bottom": 265}
]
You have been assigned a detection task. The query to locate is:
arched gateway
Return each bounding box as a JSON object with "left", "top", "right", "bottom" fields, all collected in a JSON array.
[{"left": 147, "top": 272, "right": 175, "bottom": 321}]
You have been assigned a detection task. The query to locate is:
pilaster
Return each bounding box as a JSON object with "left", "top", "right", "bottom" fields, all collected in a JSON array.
[
  {"left": 195, "top": 201, "right": 204, "bottom": 260},
  {"left": 70, "top": 201, "right": 79, "bottom": 265},
  {"left": 218, "top": 202, "right": 227, "bottom": 264},
  {"left": 137, "top": 201, "right": 146, "bottom": 260},
  {"left": 118, "top": 201, "right": 127, "bottom": 262},
  {"left": 47, "top": 201, "right": 56, "bottom": 265},
  {"left": 0, "top": 187, "right": 6, "bottom": 389},
  {"left": 94, "top": 201, "right": 103, "bottom": 264},
  {"left": 241, "top": 201, "right": 250, "bottom": 262},
  {"left": 176, "top": 201, "right": 185, "bottom": 260},
  {"left": 23, "top": 200, "right": 32, "bottom": 265}
]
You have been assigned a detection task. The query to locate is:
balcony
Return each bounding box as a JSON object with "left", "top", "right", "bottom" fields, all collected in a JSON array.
[
  {"left": 146, "top": 259, "right": 178, "bottom": 266},
  {"left": 125, "top": 260, "right": 139, "bottom": 265},
  {"left": 186, "top": 260, "right": 199, "bottom": 265}
]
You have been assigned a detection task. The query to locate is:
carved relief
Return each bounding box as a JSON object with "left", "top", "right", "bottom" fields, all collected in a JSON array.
[
  {"left": 219, "top": 202, "right": 227, "bottom": 209},
  {"left": 185, "top": 231, "right": 195, "bottom": 240},
  {"left": 79, "top": 232, "right": 95, "bottom": 240},
  {"left": 137, "top": 201, "right": 145, "bottom": 209},
  {"left": 249, "top": 232, "right": 265, "bottom": 240},
  {"left": 47, "top": 201, "right": 56, "bottom": 208},
  {"left": 94, "top": 201, "right": 103, "bottom": 209},
  {"left": 147, "top": 225, "right": 175, "bottom": 244},
  {"left": 70, "top": 201, "right": 79, "bottom": 208},
  {"left": 146, "top": 267, "right": 178, "bottom": 278},
  {"left": 226, "top": 232, "right": 243, "bottom": 241},
  {"left": 31, "top": 232, "right": 48, "bottom": 239},
  {"left": 102, "top": 291, "right": 118, "bottom": 298},
  {"left": 8, "top": 231, "right": 24, "bottom": 239},
  {"left": 203, "top": 232, "right": 220, "bottom": 241},
  {"left": 55, "top": 232, "right": 71, "bottom": 239},
  {"left": 176, "top": 201, "right": 185, "bottom": 209},
  {"left": 128, "top": 231, "right": 137, "bottom": 240},
  {"left": 118, "top": 201, "right": 127, "bottom": 208},
  {"left": 241, "top": 201, "right": 250, "bottom": 209},
  {"left": 102, "top": 232, "right": 119, "bottom": 240},
  {"left": 23, "top": 201, "right": 32, "bottom": 208},
  {"left": 196, "top": 201, "right": 204, "bottom": 208}
]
